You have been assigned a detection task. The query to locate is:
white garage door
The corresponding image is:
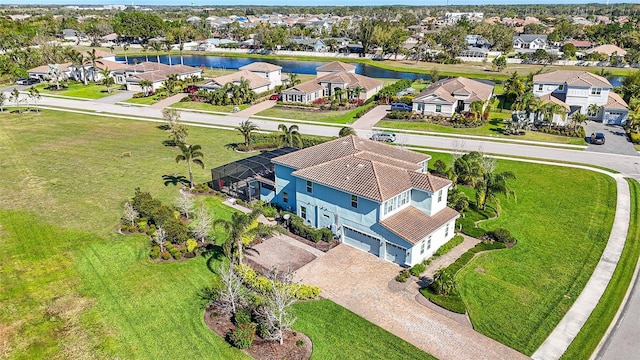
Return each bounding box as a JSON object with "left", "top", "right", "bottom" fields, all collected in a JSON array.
[
  {"left": 385, "top": 242, "right": 407, "bottom": 265},
  {"left": 343, "top": 227, "right": 380, "bottom": 256}
]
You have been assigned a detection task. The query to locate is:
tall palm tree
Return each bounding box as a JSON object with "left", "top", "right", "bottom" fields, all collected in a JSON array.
[
  {"left": 213, "top": 209, "right": 282, "bottom": 265},
  {"left": 139, "top": 79, "right": 153, "bottom": 96},
  {"left": 150, "top": 41, "right": 163, "bottom": 63},
  {"left": 164, "top": 41, "right": 173, "bottom": 66},
  {"left": 469, "top": 101, "right": 484, "bottom": 122},
  {"left": 100, "top": 68, "right": 114, "bottom": 93},
  {"left": 277, "top": 124, "right": 303, "bottom": 148},
  {"left": 236, "top": 120, "right": 259, "bottom": 146},
  {"left": 175, "top": 143, "right": 204, "bottom": 189},
  {"left": 541, "top": 103, "right": 566, "bottom": 128},
  {"left": 572, "top": 113, "right": 589, "bottom": 132},
  {"left": 286, "top": 72, "right": 300, "bottom": 87},
  {"left": 475, "top": 170, "right": 517, "bottom": 212},
  {"left": 178, "top": 40, "right": 185, "bottom": 65},
  {"left": 122, "top": 44, "right": 129, "bottom": 64},
  {"left": 72, "top": 52, "right": 90, "bottom": 85},
  {"left": 88, "top": 49, "right": 98, "bottom": 82},
  {"left": 141, "top": 43, "right": 150, "bottom": 62},
  {"left": 339, "top": 126, "right": 356, "bottom": 137}
]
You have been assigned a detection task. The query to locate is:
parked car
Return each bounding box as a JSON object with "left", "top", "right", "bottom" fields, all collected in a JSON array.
[
  {"left": 390, "top": 102, "right": 412, "bottom": 111},
  {"left": 591, "top": 132, "right": 606, "bottom": 145},
  {"left": 183, "top": 85, "right": 199, "bottom": 94},
  {"left": 370, "top": 132, "right": 396, "bottom": 142},
  {"left": 269, "top": 93, "right": 280, "bottom": 100},
  {"left": 16, "top": 78, "right": 39, "bottom": 85}
]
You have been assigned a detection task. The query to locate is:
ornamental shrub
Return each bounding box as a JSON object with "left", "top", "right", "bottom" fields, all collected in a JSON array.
[
  {"left": 487, "top": 228, "right": 513, "bottom": 243},
  {"left": 186, "top": 238, "right": 198, "bottom": 252},
  {"left": 161, "top": 251, "right": 171, "bottom": 260},
  {"left": 233, "top": 308, "right": 252, "bottom": 326},
  {"left": 410, "top": 263, "right": 426, "bottom": 277},
  {"left": 396, "top": 269, "right": 411, "bottom": 282},
  {"left": 150, "top": 245, "right": 160, "bottom": 259},
  {"left": 228, "top": 323, "right": 256, "bottom": 349}
]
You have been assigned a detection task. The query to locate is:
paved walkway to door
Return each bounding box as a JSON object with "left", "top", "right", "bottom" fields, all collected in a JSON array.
[{"left": 294, "top": 244, "right": 529, "bottom": 360}]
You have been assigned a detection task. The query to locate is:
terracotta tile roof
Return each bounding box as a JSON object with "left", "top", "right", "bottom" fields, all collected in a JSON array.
[
  {"left": 380, "top": 206, "right": 460, "bottom": 244},
  {"left": 414, "top": 77, "right": 494, "bottom": 104},
  {"left": 273, "top": 135, "right": 429, "bottom": 170},
  {"left": 239, "top": 61, "right": 282, "bottom": 72},
  {"left": 533, "top": 70, "right": 611, "bottom": 88},
  {"left": 586, "top": 44, "right": 627, "bottom": 56},
  {"left": 606, "top": 92, "right": 629, "bottom": 110},
  {"left": 95, "top": 59, "right": 129, "bottom": 71},
  {"left": 409, "top": 172, "right": 452, "bottom": 193},
  {"left": 206, "top": 69, "right": 271, "bottom": 90},
  {"left": 128, "top": 63, "right": 201, "bottom": 83},
  {"left": 28, "top": 62, "right": 72, "bottom": 73},
  {"left": 316, "top": 61, "right": 356, "bottom": 72},
  {"left": 281, "top": 79, "right": 323, "bottom": 94},
  {"left": 536, "top": 93, "right": 570, "bottom": 110},
  {"left": 317, "top": 71, "right": 383, "bottom": 91}
]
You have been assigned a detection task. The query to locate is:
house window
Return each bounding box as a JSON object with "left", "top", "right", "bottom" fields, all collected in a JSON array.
[
  {"left": 399, "top": 191, "right": 409, "bottom": 206},
  {"left": 351, "top": 195, "right": 358, "bottom": 208},
  {"left": 300, "top": 206, "right": 307, "bottom": 220},
  {"left": 427, "top": 236, "right": 432, "bottom": 250},
  {"left": 306, "top": 180, "right": 313, "bottom": 193},
  {"left": 435, "top": 104, "right": 442, "bottom": 113},
  {"left": 444, "top": 224, "right": 449, "bottom": 237},
  {"left": 558, "top": 84, "right": 564, "bottom": 91},
  {"left": 438, "top": 190, "right": 443, "bottom": 202},
  {"left": 420, "top": 241, "right": 425, "bottom": 254},
  {"left": 282, "top": 191, "right": 288, "bottom": 203},
  {"left": 591, "top": 88, "right": 602, "bottom": 95},
  {"left": 537, "top": 84, "right": 543, "bottom": 91},
  {"left": 385, "top": 199, "right": 394, "bottom": 215}
]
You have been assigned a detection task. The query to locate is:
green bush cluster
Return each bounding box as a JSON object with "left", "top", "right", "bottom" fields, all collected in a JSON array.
[
  {"left": 235, "top": 264, "right": 321, "bottom": 300},
  {"left": 161, "top": 251, "right": 171, "bottom": 260},
  {"left": 629, "top": 132, "right": 640, "bottom": 143},
  {"left": 410, "top": 263, "right": 426, "bottom": 277},
  {"left": 228, "top": 323, "right": 256, "bottom": 349},
  {"left": 165, "top": 243, "right": 182, "bottom": 260},
  {"left": 396, "top": 269, "right": 411, "bottom": 282},
  {"left": 233, "top": 308, "right": 252, "bottom": 326},
  {"left": 286, "top": 212, "right": 333, "bottom": 243},
  {"left": 375, "top": 79, "right": 413, "bottom": 102},
  {"left": 130, "top": 188, "right": 189, "bottom": 244},
  {"left": 135, "top": 217, "right": 148, "bottom": 231},
  {"left": 186, "top": 239, "right": 198, "bottom": 253},
  {"left": 150, "top": 245, "right": 161, "bottom": 259},
  {"left": 353, "top": 102, "right": 376, "bottom": 119},
  {"left": 433, "top": 235, "right": 465, "bottom": 257},
  {"left": 536, "top": 126, "right": 586, "bottom": 138},
  {"left": 486, "top": 228, "right": 515, "bottom": 243},
  {"left": 248, "top": 133, "right": 330, "bottom": 149}
]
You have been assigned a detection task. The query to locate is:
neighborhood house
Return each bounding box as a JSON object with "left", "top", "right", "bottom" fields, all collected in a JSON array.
[
  {"left": 411, "top": 77, "right": 494, "bottom": 117},
  {"left": 199, "top": 62, "right": 283, "bottom": 94},
  {"left": 262, "top": 135, "right": 460, "bottom": 267}
]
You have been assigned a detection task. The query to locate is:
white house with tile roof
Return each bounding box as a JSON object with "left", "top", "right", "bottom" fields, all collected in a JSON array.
[
  {"left": 239, "top": 62, "right": 283, "bottom": 88},
  {"left": 266, "top": 135, "right": 459, "bottom": 267},
  {"left": 412, "top": 77, "right": 494, "bottom": 117},
  {"left": 532, "top": 70, "right": 628, "bottom": 125}
]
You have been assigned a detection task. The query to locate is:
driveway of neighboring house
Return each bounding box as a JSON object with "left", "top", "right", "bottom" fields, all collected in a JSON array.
[
  {"left": 584, "top": 121, "right": 638, "bottom": 156},
  {"left": 294, "top": 244, "right": 528, "bottom": 360},
  {"left": 351, "top": 104, "right": 391, "bottom": 130},
  {"left": 237, "top": 99, "right": 277, "bottom": 117},
  {"left": 95, "top": 90, "right": 136, "bottom": 104},
  {"left": 150, "top": 93, "right": 188, "bottom": 109}
]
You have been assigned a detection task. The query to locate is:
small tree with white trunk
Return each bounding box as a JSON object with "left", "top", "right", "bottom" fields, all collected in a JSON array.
[
  {"left": 255, "top": 269, "right": 299, "bottom": 345},
  {"left": 123, "top": 202, "right": 138, "bottom": 226},
  {"left": 155, "top": 226, "right": 167, "bottom": 253},
  {"left": 217, "top": 262, "right": 246, "bottom": 314},
  {"left": 175, "top": 189, "right": 194, "bottom": 219},
  {"left": 191, "top": 203, "right": 212, "bottom": 243}
]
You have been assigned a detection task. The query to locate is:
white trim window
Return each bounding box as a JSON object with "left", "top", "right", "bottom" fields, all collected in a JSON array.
[
  {"left": 301, "top": 206, "right": 307, "bottom": 220},
  {"left": 306, "top": 180, "right": 313, "bottom": 193},
  {"left": 351, "top": 194, "right": 358, "bottom": 208},
  {"left": 435, "top": 104, "right": 442, "bottom": 113},
  {"left": 438, "top": 189, "right": 443, "bottom": 202},
  {"left": 591, "top": 88, "right": 602, "bottom": 95},
  {"left": 383, "top": 190, "right": 411, "bottom": 216},
  {"left": 427, "top": 236, "right": 432, "bottom": 250}
]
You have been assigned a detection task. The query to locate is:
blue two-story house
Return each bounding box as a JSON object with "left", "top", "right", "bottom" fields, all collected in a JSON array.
[{"left": 264, "top": 135, "right": 460, "bottom": 267}]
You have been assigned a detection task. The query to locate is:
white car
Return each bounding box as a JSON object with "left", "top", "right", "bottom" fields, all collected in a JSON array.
[{"left": 370, "top": 132, "right": 396, "bottom": 143}]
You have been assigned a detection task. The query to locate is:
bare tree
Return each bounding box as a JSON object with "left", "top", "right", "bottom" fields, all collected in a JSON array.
[
  {"left": 123, "top": 202, "right": 138, "bottom": 226},
  {"left": 256, "top": 270, "right": 299, "bottom": 345},
  {"left": 155, "top": 226, "right": 166, "bottom": 253},
  {"left": 163, "top": 108, "right": 189, "bottom": 145},
  {"left": 217, "top": 263, "right": 246, "bottom": 314},
  {"left": 175, "top": 189, "right": 194, "bottom": 219},
  {"left": 191, "top": 203, "right": 212, "bottom": 243}
]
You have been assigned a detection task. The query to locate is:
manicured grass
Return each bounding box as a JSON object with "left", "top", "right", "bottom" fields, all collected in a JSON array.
[
  {"left": 560, "top": 178, "right": 640, "bottom": 360},
  {"left": 124, "top": 95, "right": 161, "bottom": 105},
  {"left": 293, "top": 299, "right": 434, "bottom": 360},
  {"left": 377, "top": 114, "right": 588, "bottom": 146},
  {"left": 256, "top": 104, "right": 372, "bottom": 124},
  {"left": 170, "top": 101, "right": 250, "bottom": 113},
  {"left": 451, "top": 158, "right": 616, "bottom": 355},
  {"left": 37, "top": 82, "right": 114, "bottom": 99},
  {"left": 0, "top": 109, "right": 435, "bottom": 359}
]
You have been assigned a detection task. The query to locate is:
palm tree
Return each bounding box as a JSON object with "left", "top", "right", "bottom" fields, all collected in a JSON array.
[
  {"left": 339, "top": 126, "right": 357, "bottom": 137},
  {"left": 572, "top": 113, "right": 589, "bottom": 132},
  {"left": 475, "top": 170, "right": 517, "bottom": 212},
  {"left": 178, "top": 40, "right": 185, "bottom": 65},
  {"left": 469, "top": 101, "right": 484, "bottom": 122},
  {"left": 175, "top": 143, "right": 205, "bottom": 189},
  {"left": 164, "top": 41, "right": 173, "bottom": 66},
  {"left": 101, "top": 68, "right": 115, "bottom": 93},
  {"left": 141, "top": 43, "right": 150, "bottom": 62},
  {"left": 150, "top": 41, "right": 163, "bottom": 63},
  {"left": 588, "top": 103, "right": 601, "bottom": 118},
  {"left": 541, "top": 103, "right": 566, "bottom": 128},
  {"left": 213, "top": 209, "right": 282, "bottom": 265},
  {"left": 277, "top": 124, "right": 303, "bottom": 148},
  {"left": 139, "top": 79, "right": 153, "bottom": 96},
  {"left": 88, "top": 49, "right": 98, "bottom": 82},
  {"left": 236, "top": 120, "right": 259, "bottom": 146},
  {"left": 286, "top": 72, "right": 300, "bottom": 87},
  {"left": 122, "top": 44, "right": 129, "bottom": 64}
]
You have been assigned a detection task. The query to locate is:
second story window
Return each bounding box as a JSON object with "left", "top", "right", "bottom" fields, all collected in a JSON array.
[
  {"left": 591, "top": 87, "right": 602, "bottom": 95},
  {"left": 282, "top": 191, "right": 288, "bottom": 203},
  {"left": 351, "top": 195, "right": 358, "bottom": 209},
  {"left": 427, "top": 236, "right": 432, "bottom": 250},
  {"left": 400, "top": 191, "right": 409, "bottom": 206},
  {"left": 306, "top": 180, "right": 313, "bottom": 193},
  {"left": 438, "top": 190, "right": 443, "bottom": 202}
]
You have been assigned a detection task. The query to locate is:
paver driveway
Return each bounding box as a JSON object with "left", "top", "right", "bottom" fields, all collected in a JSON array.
[{"left": 294, "top": 244, "right": 529, "bottom": 360}]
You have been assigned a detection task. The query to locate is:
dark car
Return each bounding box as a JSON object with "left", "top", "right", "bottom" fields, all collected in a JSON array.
[
  {"left": 184, "top": 85, "right": 199, "bottom": 94},
  {"left": 390, "top": 102, "right": 412, "bottom": 111},
  {"left": 269, "top": 93, "right": 280, "bottom": 100},
  {"left": 17, "top": 78, "right": 39, "bottom": 85},
  {"left": 591, "top": 133, "right": 606, "bottom": 145}
]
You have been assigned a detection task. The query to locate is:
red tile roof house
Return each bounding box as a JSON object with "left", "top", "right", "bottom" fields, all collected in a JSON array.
[
  {"left": 266, "top": 135, "right": 459, "bottom": 267},
  {"left": 411, "top": 77, "right": 494, "bottom": 117},
  {"left": 198, "top": 62, "right": 283, "bottom": 94},
  {"left": 533, "top": 70, "right": 628, "bottom": 125},
  {"left": 116, "top": 62, "right": 202, "bottom": 92},
  {"left": 281, "top": 61, "right": 383, "bottom": 104}
]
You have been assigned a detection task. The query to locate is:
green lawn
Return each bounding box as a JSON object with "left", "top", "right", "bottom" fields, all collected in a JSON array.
[
  {"left": 293, "top": 300, "right": 434, "bottom": 360},
  {"left": 37, "top": 82, "right": 114, "bottom": 99},
  {"left": 256, "top": 105, "right": 370, "bottom": 124},
  {"left": 0, "top": 109, "right": 433, "bottom": 359},
  {"left": 124, "top": 95, "right": 161, "bottom": 105},
  {"left": 170, "top": 101, "right": 250, "bottom": 113},
  {"left": 561, "top": 178, "right": 640, "bottom": 360},
  {"left": 377, "top": 114, "right": 588, "bottom": 146},
  {"left": 428, "top": 154, "right": 617, "bottom": 355}
]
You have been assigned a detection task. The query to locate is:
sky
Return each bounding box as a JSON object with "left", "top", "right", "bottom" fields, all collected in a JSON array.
[{"left": 4, "top": 0, "right": 626, "bottom": 6}]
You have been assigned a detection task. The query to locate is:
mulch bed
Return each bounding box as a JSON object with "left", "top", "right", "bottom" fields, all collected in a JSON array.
[
  {"left": 204, "top": 306, "right": 312, "bottom": 360},
  {"left": 285, "top": 231, "right": 339, "bottom": 252}
]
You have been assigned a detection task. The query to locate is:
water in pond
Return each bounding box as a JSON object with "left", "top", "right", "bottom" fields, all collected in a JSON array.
[{"left": 116, "top": 54, "right": 431, "bottom": 80}]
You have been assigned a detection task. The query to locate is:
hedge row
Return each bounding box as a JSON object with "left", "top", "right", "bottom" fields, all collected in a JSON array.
[
  {"left": 235, "top": 264, "right": 321, "bottom": 300},
  {"left": 248, "top": 133, "right": 331, "bottom": 149},
  {"left": 285, "top": 212, "right": 333, "bottom": 243},
  {"left": 434, "top": 235, "right": 465, "bottom": 257},
  {"left": 420, "top": 287, "right": 467, "bottom": 314}
]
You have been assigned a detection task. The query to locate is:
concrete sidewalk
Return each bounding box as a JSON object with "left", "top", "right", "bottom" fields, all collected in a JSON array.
[
  {"left": 150, "top": 93, "right": 187, "bottom": 109},
  {"left": 235, "top": 99, "right": 276, "bottom": 117}
]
